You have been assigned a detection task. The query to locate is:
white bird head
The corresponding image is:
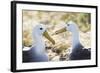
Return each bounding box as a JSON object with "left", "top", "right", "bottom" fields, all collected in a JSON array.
[
  {"left": 66, "top": 21, "right": 78, "bottom": 32},
  {"left": 54, "top": 21, "right": 78, "bottom": 34},
  {"left": 33, "top": 24, "right": 46, "bottom": 36},
  {"left": 32, "top": 24, "right": 55, "bottom": 44}
]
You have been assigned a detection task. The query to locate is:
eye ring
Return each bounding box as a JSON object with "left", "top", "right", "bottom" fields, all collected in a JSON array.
[{"left": 40, "top": 28, "right": 43, "bottom": 30}]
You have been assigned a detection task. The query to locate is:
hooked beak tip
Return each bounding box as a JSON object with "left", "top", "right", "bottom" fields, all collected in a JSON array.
[{"left": 54, "top": 27, "right": 66, "bottom": 35}]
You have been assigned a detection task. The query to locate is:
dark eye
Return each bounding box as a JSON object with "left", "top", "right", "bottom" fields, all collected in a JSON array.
[
  {"left": 40, "top": 28, "right": 43, "bottom": 30},
  {"left": 67, "top": 24, "right": 70, "bottom": 26}
]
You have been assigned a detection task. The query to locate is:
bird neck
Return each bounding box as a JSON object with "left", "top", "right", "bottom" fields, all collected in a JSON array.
[
  {"left": 32, "top": 32, "right": 45, "bottom": 49},
  {"left": 72, "top": 30, "right": 81, "bottom": 50}
]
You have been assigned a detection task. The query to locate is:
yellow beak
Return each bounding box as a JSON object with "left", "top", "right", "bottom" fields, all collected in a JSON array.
[
  {"left": 43, "top": 31, "right": 55, "bottom": 44},
  {"left": 55, "top": 27, "right": 66, "bottom": 34}
]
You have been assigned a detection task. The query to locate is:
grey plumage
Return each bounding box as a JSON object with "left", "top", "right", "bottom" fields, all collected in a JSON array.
[
  {"left": 69, "top": 43, "right": 91, "bottom": 60},
  {"left": 23, "top": 47, "right": 48, "bottom": 62}
]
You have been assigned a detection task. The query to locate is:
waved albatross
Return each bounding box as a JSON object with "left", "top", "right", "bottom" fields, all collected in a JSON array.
[
  {"left": 23, "top": 24, "right": 55, "bottom": 62},
  {"left": 54, "top": 21, "right": 91, "bottom": 60}
]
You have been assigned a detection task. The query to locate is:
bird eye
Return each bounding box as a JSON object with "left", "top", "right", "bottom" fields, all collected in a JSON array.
[
  {"left": 67, "top": 24, "right": 70, "bottom": 26},
  {"left": 40, "top": 28, "right": 43, "bottom": 30}
]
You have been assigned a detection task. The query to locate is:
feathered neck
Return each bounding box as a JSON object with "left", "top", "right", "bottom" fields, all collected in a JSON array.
[
  {"left": 72, "top": 30, "right": 83, "bottom": 51},
  {"left": 32, "top": 30, "right": 45, "bottom": 49}
]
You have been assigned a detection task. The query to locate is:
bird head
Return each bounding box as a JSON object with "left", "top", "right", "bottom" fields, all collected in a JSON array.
[
  {"left": 32, "top": 24, "right": 55, "bottom": 44},
  {"left": 66, "top": 21, "right": 78, "bottom": 32},
  {"left": 54, "top": 21, "right": 78, "bottom": 34}
]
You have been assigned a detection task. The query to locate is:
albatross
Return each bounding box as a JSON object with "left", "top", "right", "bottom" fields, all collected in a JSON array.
[
  {"left": 54, "top": 21, "right": 91, "bottom": 60},
  {"left": 23, "top": 24, "right": 55, "bottom": 62}
]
